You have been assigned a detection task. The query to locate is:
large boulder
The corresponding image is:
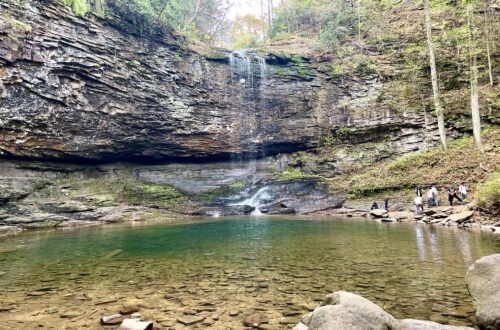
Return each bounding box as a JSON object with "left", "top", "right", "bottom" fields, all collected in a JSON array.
[
  {"left": 370, "top": 209, "right": 389, "bottom": 218},
  {"left": 297, "top": 291, "right": 400, "bottom": 330},
  {"left": 465, "top": 254, "right": 500, "bottom": 329},
  {"left": 443, "top": 211, "right": 474, "bottom": 224}
]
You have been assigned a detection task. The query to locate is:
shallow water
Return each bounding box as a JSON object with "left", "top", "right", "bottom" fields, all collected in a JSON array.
[{"left": 0, "top": 217, "right": 499, "bottom": 329}]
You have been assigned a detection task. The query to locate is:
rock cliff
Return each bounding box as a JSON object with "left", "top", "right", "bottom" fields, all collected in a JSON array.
[{"left": 0, "top": 0, "right": 443, "bottom": 163}]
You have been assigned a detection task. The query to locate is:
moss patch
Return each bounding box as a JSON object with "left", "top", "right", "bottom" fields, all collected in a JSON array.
[
  {"left": 196, "top": 181, "right": 247, "bottom": 203},
  {"left": 122, "top": 182, "right": 185, "bottom": 208},
  {"left": 274, "top": 168, "right": 320, "bottom": 181}
]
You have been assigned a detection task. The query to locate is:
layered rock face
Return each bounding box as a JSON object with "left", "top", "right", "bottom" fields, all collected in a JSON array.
[{"left": 0, "top": 0, "right": 442, "bottom": 163}]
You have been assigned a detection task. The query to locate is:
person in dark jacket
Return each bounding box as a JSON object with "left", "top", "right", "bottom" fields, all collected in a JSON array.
[
  {"left": 371, "top": 201, "right": 379, "bottom": 210},
  {"left": 384, "top": 196, "right": 390, "bottom": 211},
  {"left": 416, "top": 186, "right": 423, "bottom": 197},
  {"left": 447, "top": 187, "right": 462, "bottom": 206}
]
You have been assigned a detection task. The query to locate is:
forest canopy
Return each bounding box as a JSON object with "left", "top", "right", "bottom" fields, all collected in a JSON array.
[{"left": 61, "top": 0, "right": 232, "bottom": 45}]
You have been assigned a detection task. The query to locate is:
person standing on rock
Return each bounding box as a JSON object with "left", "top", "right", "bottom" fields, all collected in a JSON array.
[
  {"left": 415, "top": 196, "right": 424, "bottom": 214},
  {"left": 416, "top": 186, "right": 423, "bottom": 198},
  {"left": 427, "top": 187, "right": 434, "bottom": 208},
  {"left": 384, "top": 196, "right": 390, "bottom": 211},
  {"left": 431, "top": 185, "right": 438, "bottom": 206},
  {"left": 447, "top": 187, "right": 462, "bottom": 206},
  {"left": 459, "top": 182, "right": 468, "bottom": 205}
]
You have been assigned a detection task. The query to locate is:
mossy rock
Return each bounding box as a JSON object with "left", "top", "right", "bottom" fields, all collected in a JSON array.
[
  {"left": 122, "top": 182, "right": 186, "bottom": 208},
  {"left": 196, "top": 181, "right": 247, "bottom": 203},
  {"left": 274, "top": 168, "right": 320, "bottom": 181}
]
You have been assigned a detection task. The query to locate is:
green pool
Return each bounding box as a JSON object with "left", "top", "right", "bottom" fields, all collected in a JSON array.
[{"left": 0, "top": 217, "right": 498, "bottom": 329}]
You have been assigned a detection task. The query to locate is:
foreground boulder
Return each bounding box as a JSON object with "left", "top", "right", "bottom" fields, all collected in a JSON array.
[
  {"left": 465, "top": 254, "right": 500, "bottom": 329},
  {"left": 294, "top": 291, "right": 400, "bottom": 330},
  {"left": 295, "top": 292, "right": 477, "bottom": 330}
]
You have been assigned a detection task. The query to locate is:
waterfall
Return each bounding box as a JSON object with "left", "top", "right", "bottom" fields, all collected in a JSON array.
[
  {"left": 258, "top": 57, "right": 267, "bottom": 80},
  {"left": 231, "top": 187, "right": 271, "bottom": 216},
  {"left": 228, "top": 49, "right": 267, "bottom": 177}
]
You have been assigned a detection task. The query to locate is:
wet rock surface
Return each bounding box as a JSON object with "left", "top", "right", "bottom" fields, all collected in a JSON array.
[{"left": 0, "top": 158, "right": 348, "bottom": 228}]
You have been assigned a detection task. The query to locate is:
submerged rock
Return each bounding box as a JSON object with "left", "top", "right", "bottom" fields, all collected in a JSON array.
[
  {"left": 101, "top": 314, "right": 123, "bottom": 325},
  {"left": 59, "top": 310, "right": 81, "bottom": 319},
  {"left": 177, "top": 315, "right": 205, "bottom": 325},
  {"left": 243, "top": 313, "right": 268, "bottom": 327},
  {"left": 120, "top": 304, "right": 140, "bottom": 315},
  {"left": 465, "top": 254, "right": 500, "bottom": 329},
  {"left": 119, "top": 319, "right": 153, "bottom": 330}
]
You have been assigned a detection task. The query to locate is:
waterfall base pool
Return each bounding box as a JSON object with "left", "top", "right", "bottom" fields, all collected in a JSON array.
[{"left": 0, "top": 217, "right": 498, "bottom": 329}]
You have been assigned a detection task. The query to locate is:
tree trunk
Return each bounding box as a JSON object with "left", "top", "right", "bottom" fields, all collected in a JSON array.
[
  {"left": 356, "top": 0, "right": 361, "bottom": 43},
  {"left": 183, "top": 0, "right": 202, "bottom": 32},
  {"left": 424, "top": 0, "right": 447, "bottom": 151},
  {"left": 467, "top": 3, "right": 483, "bottom": 151},
  {"left": 261, "top": 0, "right": 266, "bottom": 39},
  {"left": 285, "top": 0, "right": 291, "bottom": 34},
  {"left": 484, "top": 0, "right": 494, "bottom": 86},
  {"left": 421, "top": 94, "right": 430, "bottom": 148}
]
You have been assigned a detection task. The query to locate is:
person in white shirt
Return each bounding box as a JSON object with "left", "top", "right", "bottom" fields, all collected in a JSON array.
[
  {"left": 415, "top": 196, "right": 424, "bottom": 214},
  {"left": 431, "top": 185, "right": 438, "bottom": 206},
  {"left": 427, "top": 187, "right": 434, "bottom": 208},
  {"left": 459, "top": 182, "right": 468, "bottom": 205}
]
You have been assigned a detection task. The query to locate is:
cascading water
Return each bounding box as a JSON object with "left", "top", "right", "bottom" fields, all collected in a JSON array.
[{"left": 230, "top": 187, "right": 271, "bottom": 216}]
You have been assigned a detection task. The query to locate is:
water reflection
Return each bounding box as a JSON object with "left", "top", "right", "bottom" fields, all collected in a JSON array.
[
  {"left": 415, "top": 225, "right": 426, "bottom": 260},
  {"left": 426, "top": 225, "right": 442, "bottom": 264},
  {"left": 454, "top": 229, "right": 473, "bottom": 266}
]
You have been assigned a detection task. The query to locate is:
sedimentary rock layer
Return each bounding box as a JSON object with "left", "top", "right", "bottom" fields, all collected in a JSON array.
[{"left": 0, "top": 0, "right": 441, "bottom": 163}]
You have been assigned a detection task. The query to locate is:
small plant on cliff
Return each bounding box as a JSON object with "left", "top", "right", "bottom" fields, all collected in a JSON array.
[
  {"left": 61, "top": 0, "right": 90, "bottom": 17},
  {"left": 2, "top": 14, "right": 32, "bottom": 32},
  {"left": 275, "top": 168, "right": 319, "bottom": 181}
]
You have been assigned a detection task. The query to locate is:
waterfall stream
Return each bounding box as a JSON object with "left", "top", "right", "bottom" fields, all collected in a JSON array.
[
  {"left": 228, "top": 49, "right": 267, "bottom": 183},
  {"left": 229, "top": 49, "right": 267, "bottom": 161},
  {"left": 228, "top": 51, "right": 270, "bottom": 215}
]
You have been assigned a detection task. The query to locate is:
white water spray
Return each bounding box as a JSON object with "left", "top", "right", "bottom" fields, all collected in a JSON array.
[{"left": 231, "top": 187, "right": 271, "bottom": 216}]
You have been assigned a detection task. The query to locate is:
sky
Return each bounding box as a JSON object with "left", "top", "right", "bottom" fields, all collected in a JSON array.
[{"left": 227, "top": 0, "right": 267, "bottom": 20}]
